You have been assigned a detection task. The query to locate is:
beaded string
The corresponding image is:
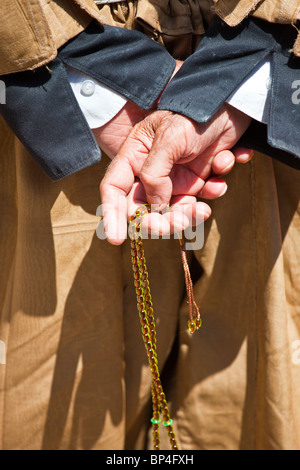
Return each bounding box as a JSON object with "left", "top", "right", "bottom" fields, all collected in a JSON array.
[
  {"left": 179, "top": 238, "right": 202, "bottom": 334},
  {"left": 130, "top": 205, "right": 177, "bottom": 450},
  {"left": 130, "top": 205, "right": 202, "bottom": 450}
]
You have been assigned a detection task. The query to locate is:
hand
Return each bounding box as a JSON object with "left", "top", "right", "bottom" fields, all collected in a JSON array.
[
  {"left": 100, "top": 104, "right": 253, "bottom": 244},
  {"left": 92, "top": 60, "right": 185, "bottom": 159},
  {"left": 92, "top": 100, "right": 150, "bottom": 159}
]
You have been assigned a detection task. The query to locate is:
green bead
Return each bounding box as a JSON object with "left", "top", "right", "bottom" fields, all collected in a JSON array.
[
  {"left": 163, "top": 419, "right": 173, "bottom": 427},
  {"left": 151, "top": 418, "right": 161, "bottom": 425}
]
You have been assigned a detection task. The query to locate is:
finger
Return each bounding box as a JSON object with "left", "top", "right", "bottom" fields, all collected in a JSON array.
[
  {"left": 211, "top": 150, "right": 235, "bottom": 176},
  {"left": 171, "top": 165, "right": 228, "bottom": 200},
  {"left": 198, "top": 177, "right": 228, "bottom": 200},
  {"left": 100, "top": 117, "right": 158, "bottom": 245},
  {"left": 139, "top": 115, "right": 189, "bottom": 206},
  {"left": 140, "top": 212, "right": 180, "bottom": 237},
  {"left": 127, "top": 182, "right": 190, "bottom": 237},
  {"left": 100, "top": 158, "right": 135, "bottom": 245},
  {"left": 140, "top": 160, "right": 173, "bottom": 209},
  {"left": 170, "top": 165, "right": 206, "bottom": 196},
  {"left": 170, "top": 196, "right": 212, "bottom": 226},
  {"left": 233, "top": 146, "right": 254, "bottom": 163},
  {"left": 127, "top": 189, "right": 212, "bottom": 238},
  {"left": 139, "top": 202, "right": 211, "bottom": 237},
  {"left": 127, "top": 180, "right": 147, "bottom": 219}
]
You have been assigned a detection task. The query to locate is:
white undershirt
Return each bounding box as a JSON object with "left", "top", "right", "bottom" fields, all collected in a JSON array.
[
  {"left": 66, "top": 67, "right": 127, "bottom": 128},
  {"left": 227, "top": 56, "right": 272, "bottom": 124},
  {"left": 67, "top": 56, "right": 272, "bottom": 129}
]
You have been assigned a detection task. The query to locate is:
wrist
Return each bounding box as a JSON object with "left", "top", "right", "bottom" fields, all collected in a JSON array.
[{"left": 156, "top": 60, "right": 184, "bottom": 107}]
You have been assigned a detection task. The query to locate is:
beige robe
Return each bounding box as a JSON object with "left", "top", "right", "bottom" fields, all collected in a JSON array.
[{"left": 0, "top": 0, "right": 299, "bottom": 450}]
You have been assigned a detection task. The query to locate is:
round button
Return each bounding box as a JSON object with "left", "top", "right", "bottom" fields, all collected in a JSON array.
[{"left": 81, "top": 80, "right": 95, "bottom": 97}]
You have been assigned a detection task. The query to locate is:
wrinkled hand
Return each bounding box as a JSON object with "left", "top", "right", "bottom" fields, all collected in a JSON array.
[
  {"left": 100, "top": 104, "right": 253, "bottom": 244},
  {"left": 92, "top": 100, "right": 150, "bottom": 159},
  {"left": 92, "top": 60, "right": 184, "bottom": 159}
]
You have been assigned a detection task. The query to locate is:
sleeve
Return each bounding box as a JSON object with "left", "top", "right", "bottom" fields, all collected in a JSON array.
[
  {"left": 67, "top": 58, "right": 271, "bottom": 130},
  {"left": 0, "top": 21, "right": 176, "bottom": 181},
  {"left": 158, "top": 17, "right": 300, "bottom": 170},
  {"left": 226, "top": 56, "right": 272, "bottom": 124},
  {"left": 66, "top": 66, "right": 128, "bottom": 129}
]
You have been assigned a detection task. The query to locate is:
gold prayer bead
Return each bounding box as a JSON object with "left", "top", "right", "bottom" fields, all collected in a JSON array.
[{"left": 131, "top": 210, "right": 178, "bottom": 451}]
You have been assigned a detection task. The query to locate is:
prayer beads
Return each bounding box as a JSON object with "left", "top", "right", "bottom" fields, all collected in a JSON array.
[{"left": 130, "top": 205, "right": 202, "bottom": 450}]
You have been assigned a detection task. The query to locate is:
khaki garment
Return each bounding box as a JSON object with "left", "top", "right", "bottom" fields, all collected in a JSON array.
[
  {"left": 0, "top": 118, "right": 186, "bottom": 450},
  {"left": 99, "top": 0, "right": 300, "bottom": 57},
  {"left": 161, "top": 154, "right": 300, "bottom": 450},
  {"left": 1, "top": 0, "right": 300, "bottom": 77},
  {"left": 0, "top": 0, "right": 300, "bottom": 451},
  {"left": 0, "top": 0, "right": 105, "bottom": 75},
  {"left": 0, "top": 127, "right": 299, "bottom": 451}
]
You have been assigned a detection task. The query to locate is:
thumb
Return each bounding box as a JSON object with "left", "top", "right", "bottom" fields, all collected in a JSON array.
[
  {"left": 140, "top": 153, "right": 173, "bottom": 207},
  {"left": 139, "top": 114, "right": 205, "bottom": 206}
]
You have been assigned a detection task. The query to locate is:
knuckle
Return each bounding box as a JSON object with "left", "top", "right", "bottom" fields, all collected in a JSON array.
[{"left": 140, "top": 168, "right": 153, "bottom": 185}]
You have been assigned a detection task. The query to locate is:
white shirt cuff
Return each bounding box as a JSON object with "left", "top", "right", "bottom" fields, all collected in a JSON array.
[
  {"left": 227, "top": 56, "right": 272, "bottom": 124},
  {"left": 67, "top": 57, "right": 272, "bottom": 130},
  {"left": 66, "top": 66, "right": 127, "bottom": 129}
]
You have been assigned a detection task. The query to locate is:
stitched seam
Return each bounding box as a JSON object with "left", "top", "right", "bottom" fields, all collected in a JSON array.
[
  {"left": 25, "top": 0, "right": 44, "bottom": 49},
  {"left": 57, "top": 61, "right": 101, "bottom": 157},
  {"left": 0, "top": 136, "right": 18, "bottom": 450},
  {"left": 5, "top": 53, "right": 55, "bottom": 66},
  {"left": 61, "top": 56, "right": 175, "bottom": 108},
  {"left": 250, "top": 157, "right": 258, "bottom": 450},
  {"left": 0, "top": 53, "right": 58, "bottom": 77},
  {"left": 42, "top": 4, "right": 69, "bottom": 43},
  {"left": 16, "top": 0, "right": 42, "bottom": 47},
  {"left": 49, "top": 153, "right": 101, "bottom": 180},
  {"left": 60, "top": 66, "right": 100, "bottom": 147},
  {"left": 9, "top": 0, "right": 56, "bottom": 68}
]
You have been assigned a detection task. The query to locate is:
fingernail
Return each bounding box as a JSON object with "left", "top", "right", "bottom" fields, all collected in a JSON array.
[
  {"left": 203, "top": 209, "right": 212, "bottom": 218},
  {"left": 219, "top": 184, "right": 228, "bottom": 198},
  {"left": 222, "top": 160, "right": 235, "bottom": 173},
  {"left": 148, "top": 195, "right": 163, "bottom": 212},
  {"left": 150, "top": 195, "right": 162, "bottom": 204}
]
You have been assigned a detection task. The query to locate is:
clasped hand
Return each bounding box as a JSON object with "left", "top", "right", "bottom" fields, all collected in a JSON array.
[{"left": 95, "top": 63, "right": 253, "bottom": 245}]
